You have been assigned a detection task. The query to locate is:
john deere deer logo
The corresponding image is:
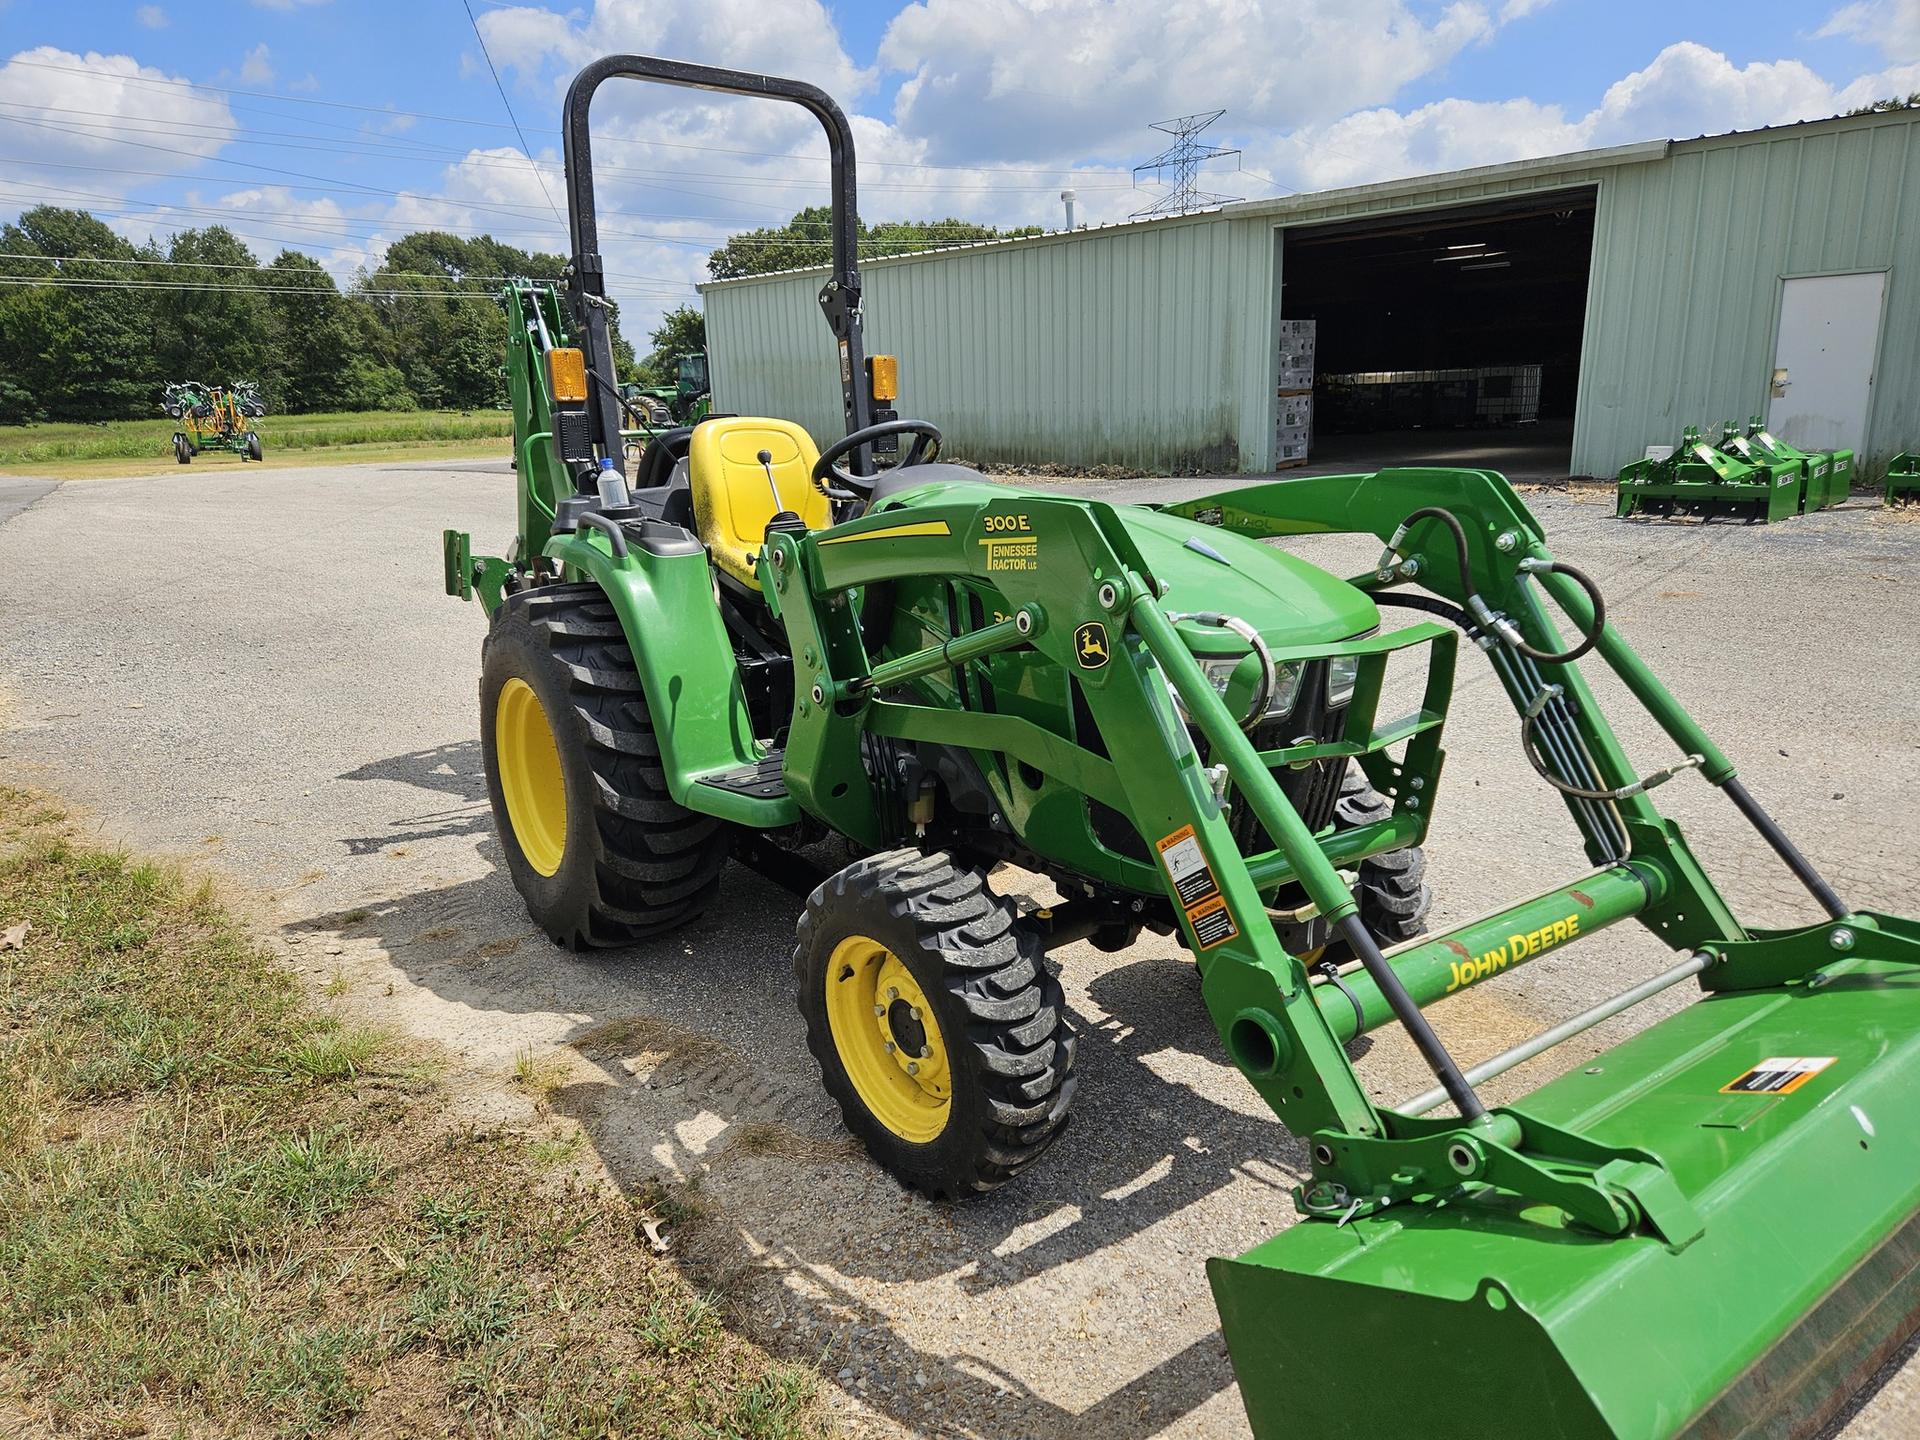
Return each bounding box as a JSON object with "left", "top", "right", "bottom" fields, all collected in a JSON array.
[{"left": 1074, "top": 622, "right": 1109, "bottom": 670}]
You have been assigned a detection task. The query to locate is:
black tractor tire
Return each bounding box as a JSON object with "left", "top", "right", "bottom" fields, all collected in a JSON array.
[
  {"left": 795, "top": 849, "right": 1077, "bottom": 1200},
  {"left": 174, "top": 434, "right": 191, "bottom": 465},
  {"left": 480, "top": 582, "right": 728, "bottom": 950},
  {"left": 1332, "top": 769, "right": 1431, "bottom": 951},
  {"left": 245, "top": 432, "right": 263, "bottom": 462}
]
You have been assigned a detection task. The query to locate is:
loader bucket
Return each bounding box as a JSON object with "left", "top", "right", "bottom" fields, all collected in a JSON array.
[{"left": 1212, "top": 921, "right": 1920, "bottom": 1439}]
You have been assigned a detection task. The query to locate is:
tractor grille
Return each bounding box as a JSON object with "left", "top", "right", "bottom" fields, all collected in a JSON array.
[
  {"left": 1224, "top": 664, "right": 1350, "bottom": 858},
  {"left": 1081, "top": 660, "right": 1352, "bottom": 865}
]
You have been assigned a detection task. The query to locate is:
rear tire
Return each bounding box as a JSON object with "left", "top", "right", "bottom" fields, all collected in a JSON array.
[
  {"left": 245, "top": 432, "right": 263, "bottom": 462},
  {"left": 480, "top": 582, "right": 728, "bottom": 950},
  {"left": 795, "top": 849, "right": 1077, "bottom": 1199},
  {"left": 174, "top": 434, "right": 191, "bottom": 465}
]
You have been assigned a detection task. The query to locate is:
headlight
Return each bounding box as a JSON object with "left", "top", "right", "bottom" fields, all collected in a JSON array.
[
  {"left": 1326, "top": 654, "right": 1360, "bottom": 709},
  {"left": 1178, "top": 657, "right": 1302, "bottom": 721}
]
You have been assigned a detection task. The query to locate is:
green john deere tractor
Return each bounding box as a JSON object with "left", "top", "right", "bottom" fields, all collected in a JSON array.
[
  {"left": 620, "top": 352, "right": 711, "bottom": 429},
  {"left": 445, "top": 54, "right": 1920, "bottom": 1440}
]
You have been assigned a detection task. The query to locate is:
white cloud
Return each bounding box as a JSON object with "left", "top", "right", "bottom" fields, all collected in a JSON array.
[
  {"left": 135, "top": 5, "right": 167, "bottom": 28},
  {"left": 238, "top": 43, "right": 274, "bottom": 86},
  {"left": 1820, "top": 0, "right": 1920, "bottom": 62},
  {"left": 1248, "top": 41, "right": 1885, "bottom": 194},
  {"left": 0, "top": 46, "right": 236, "bottom": 198},
  {"left": 878, "top": 0, "right": 1498, "bottom": 164},
  {"left": 474, "top": 0, "right": 869, "bottom": 105},
  {"left": 1582, "top": 42, "right": 1837, "bottom": 145}
]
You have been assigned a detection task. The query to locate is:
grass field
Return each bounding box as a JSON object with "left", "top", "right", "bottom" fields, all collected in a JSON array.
[
  {"left": 0, "top": 788, "right": 826, "bottom": 1438},
  {"left": 0, "top": 410, "right": 512, "bottom": 469}
]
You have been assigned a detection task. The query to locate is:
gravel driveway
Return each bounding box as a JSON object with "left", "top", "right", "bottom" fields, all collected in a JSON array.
[{"left": 1, "top": 460, "right": 1915, "bottom": 1437}]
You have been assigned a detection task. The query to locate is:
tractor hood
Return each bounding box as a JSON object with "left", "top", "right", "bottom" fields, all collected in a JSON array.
[
  {"left": 1115, "top": 503, "right": 1378, "bottom": 650},
  {"left": 874, "top": 474, "right": 1378, "bottom": 649}
]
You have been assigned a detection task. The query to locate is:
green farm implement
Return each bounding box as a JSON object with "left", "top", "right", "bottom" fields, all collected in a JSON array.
[
  {"left": 446, "top": 54, "right": 1920, "bottom": 1440},
  {"left": 1885, "top": 452, "right": 1919, "bottom": 505},
  {"left": 1732, "top": 418, "right": 1853, "bottom": 512},
  {"left": 161, "top": 379, "right": 264, "bottom": 464},
  {"left": 1615, "top": 423, "right": 1798, "bottom": 522},
  {"left": 1618, "top": 418, "right": 1855, "bottom": 522}
]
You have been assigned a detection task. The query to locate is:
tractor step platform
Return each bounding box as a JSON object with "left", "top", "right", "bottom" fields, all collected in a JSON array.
[{"left": 693, "top": 752, "right": 789, "bottom": 799}]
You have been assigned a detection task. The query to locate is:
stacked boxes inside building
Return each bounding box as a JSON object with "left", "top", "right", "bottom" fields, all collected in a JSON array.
[{"left": 1275, "top": 319, "right": 1316, "bottom": 468}]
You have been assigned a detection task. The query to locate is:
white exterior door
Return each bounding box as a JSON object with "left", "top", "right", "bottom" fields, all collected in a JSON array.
[{"left": 1768, "top": 271, "right": 1885, "bottom": 453}]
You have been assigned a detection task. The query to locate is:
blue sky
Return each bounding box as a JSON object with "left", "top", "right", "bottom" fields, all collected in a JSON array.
[{"left": 0, "top": 0, "right": 1914, "bottom": 333}]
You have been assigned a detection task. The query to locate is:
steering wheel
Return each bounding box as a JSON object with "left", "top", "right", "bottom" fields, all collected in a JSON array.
[{"left": 812, "top": 418, "right": 943, "bottom": 493}]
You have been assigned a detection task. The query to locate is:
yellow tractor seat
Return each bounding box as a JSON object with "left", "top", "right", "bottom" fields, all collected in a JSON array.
[{"left": 688, "top": 417, "right": 832, "bottom": 589}]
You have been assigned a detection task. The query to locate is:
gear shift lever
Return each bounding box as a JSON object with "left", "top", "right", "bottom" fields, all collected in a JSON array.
[{"left": 759, "top": 446, "right": 807, "bottom": 539}]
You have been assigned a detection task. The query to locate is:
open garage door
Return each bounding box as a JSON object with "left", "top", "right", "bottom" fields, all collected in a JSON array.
[{"left": 1277, "top": 188, "right": 1597, "bottom": 480}]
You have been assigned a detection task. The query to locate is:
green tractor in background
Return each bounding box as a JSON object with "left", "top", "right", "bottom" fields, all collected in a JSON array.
[
  {"left": 445, "top": 53, "right": 1920, "bottom": 1440},
  {"left": 619, "top": 351, "right": 711, "bottom": 430}
]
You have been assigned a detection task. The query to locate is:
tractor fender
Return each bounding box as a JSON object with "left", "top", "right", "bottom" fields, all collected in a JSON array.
[{"left": 543, "top": 531, "right": 796, "bottom": 827}]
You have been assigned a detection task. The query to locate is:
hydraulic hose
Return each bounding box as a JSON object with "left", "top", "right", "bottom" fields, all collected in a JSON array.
[
  {"left": 1372, "top": 590, "right": 1473, "bottom": 631},
  {"left": 1376, "top": 532, "right": 1691, "bottom": 808},
  {"left": 1380, "top": 506, "right": 1604, "bottom": 664}
]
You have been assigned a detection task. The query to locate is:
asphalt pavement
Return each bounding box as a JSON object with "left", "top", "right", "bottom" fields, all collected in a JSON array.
[{"left": 0, "top": 458, "right": 1915, "bottom": 1437}]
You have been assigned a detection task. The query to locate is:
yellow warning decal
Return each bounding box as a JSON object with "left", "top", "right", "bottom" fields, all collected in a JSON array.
[
  {"left": 1157, "top": 825, "right": 1238, "bottom": 950},
  {"left": 816, "top": 519, "right": 952, "bottom": 546},
  {"left": 1720, "top": 1056, "right": 1836, "bottom": 1095},
  {"left": 1185, "top": 894, "right": 1239, "bottom": 951}
]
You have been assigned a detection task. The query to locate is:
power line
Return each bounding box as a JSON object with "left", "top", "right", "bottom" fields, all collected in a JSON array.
[
  {"left": 0, "top": 99, "right": 1137, "bottom": 198},
  {"left": 3, "top": 54, "right": 1136, "bottom": 179},
  {"left": 0, "top": 274, "right": 508, "bottom": 299},
  {"left": 0, "top": 251, "right": 603, "bottom": 287},
  {"left": 0, "top": 171, "right": 1045, "bottom": 252},
  {"left": 460, "top": 0, "right": 564, "bottom": 227}
]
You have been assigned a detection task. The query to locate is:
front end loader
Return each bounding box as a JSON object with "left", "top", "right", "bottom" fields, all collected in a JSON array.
[{"left": 444, "top": 53, "right": 1920, "bottom": 1439}]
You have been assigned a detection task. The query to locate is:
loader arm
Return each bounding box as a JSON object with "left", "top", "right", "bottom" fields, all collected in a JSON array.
[{"left": 761, "top": 480, "right": 1742, "bottom": 1240}]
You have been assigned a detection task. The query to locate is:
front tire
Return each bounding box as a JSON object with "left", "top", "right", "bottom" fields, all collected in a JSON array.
[
  {"left": 245, "top": 432, "right": 263, "bottom": 462},
  {"left": 795, "top": 850, "right": 1077, "bottom": 1199},
  {"left": 1335, "top": 770, "right": 1431, "bottom": 949},
  {"left": 480, "top": 583, "right": 728, "bottom": 950}
]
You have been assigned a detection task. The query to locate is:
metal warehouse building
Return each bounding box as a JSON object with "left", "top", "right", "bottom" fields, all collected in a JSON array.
[{"left": 700, "top": 108, "right": 1920, "bottom": 481}]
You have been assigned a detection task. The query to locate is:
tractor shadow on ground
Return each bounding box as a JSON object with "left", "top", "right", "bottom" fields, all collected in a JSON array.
[
  {"left": 295, "top": 745, "right": 1342, "bottom": 1436},
  {"left": 336, "top": 740, "right": 495, "bottom": 856}
]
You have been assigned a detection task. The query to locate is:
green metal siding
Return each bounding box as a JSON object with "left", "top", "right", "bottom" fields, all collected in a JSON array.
[
  {"left": 703, "top": 214, "right": 1273, "bottom": 473},
  {"left": 1574, "top": 114, "right": 1920, "bottom": 479},
  {"left": 703, "top": 115, "right": 1920, "bottom": 480}
]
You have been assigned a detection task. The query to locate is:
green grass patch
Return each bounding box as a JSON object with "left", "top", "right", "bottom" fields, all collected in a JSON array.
[
  {"left": 0, "top": 409, "right": 512, "bottom": 465},
  {"left": 0, "top": 789, "right": 827, "bottom": 1439}
]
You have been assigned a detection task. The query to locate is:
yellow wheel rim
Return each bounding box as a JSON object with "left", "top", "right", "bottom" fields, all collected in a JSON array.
[
  {"left": 496, "top": 677, "right": 568, "bottom": 877},
  {"left": 823, "top": 935, "right": 951, "bottom": 1143}
]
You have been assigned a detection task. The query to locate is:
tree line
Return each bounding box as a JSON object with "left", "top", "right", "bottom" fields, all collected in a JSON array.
[
  {"left": 0, "top": 202, "right": 1044, "bottom": 424},
  {"left": 0, "top": 206, "right": 641, "bottom": 424}
]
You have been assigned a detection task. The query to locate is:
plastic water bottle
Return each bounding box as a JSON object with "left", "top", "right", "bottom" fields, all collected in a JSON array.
[{"left": 596, "top": 455, "right": 631, "bottom": 509}]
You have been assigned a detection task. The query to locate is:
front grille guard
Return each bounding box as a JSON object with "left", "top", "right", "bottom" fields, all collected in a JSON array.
[{"left": 1200, "top": 622, "right": 1456, "bottom": 895}]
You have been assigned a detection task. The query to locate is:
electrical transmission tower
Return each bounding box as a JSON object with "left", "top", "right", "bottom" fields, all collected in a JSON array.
[{"left": 1132, "top": 111, "right": 1242, "bottom": 218}]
